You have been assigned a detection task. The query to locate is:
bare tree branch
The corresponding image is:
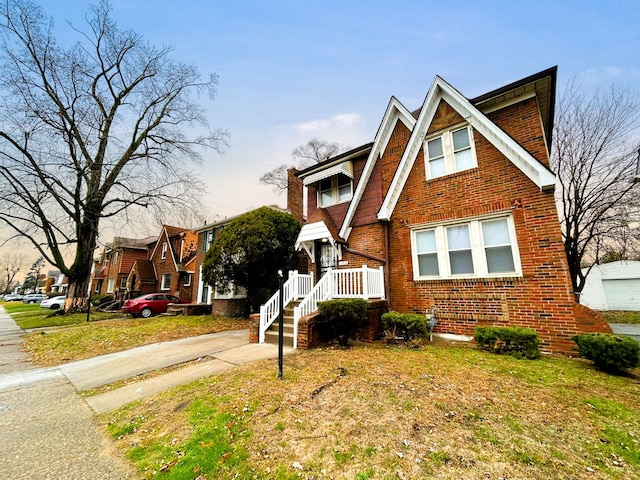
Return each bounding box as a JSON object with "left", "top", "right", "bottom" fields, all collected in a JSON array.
[
  {"left": 552, "top": 79, "right": 640, "bottom": 295},
  {"left": 259, "top": 138, "right": 348, "bottom": 193},
  {"left": 0, "top": 0, "right": 228, "bottom": 307}
]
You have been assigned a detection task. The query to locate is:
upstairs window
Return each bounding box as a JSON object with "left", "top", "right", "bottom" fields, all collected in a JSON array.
[
  {"left": 318, "top": 174, "right": 353, "bottom": 207},
  {"left": 161, "top": 242, "right": 168, "bottom": 259},
  {"left": 202, "top": 230, "right": 215, "bottom": 252},
  {"left": 411, "top": 215, "right": 520, "bottom": 280},
  {"left": 425, "top": 125, "right": 476, "bottom": 179}
]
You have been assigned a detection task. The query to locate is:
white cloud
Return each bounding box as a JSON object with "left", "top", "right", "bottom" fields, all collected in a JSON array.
[
  {"left": 576, "top": 66, "right": 640, "bottom": 85},
  {"left": 294, "top": 113, "right": 363, "bottom": 133}
]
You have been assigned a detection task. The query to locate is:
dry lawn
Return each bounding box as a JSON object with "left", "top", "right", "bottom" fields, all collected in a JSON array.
[
  {"left": 23, "top": 315, "right": 248, "bottom": 366},
  {"left": 104, "top": 340, "right": 640, "bottom": 479}
]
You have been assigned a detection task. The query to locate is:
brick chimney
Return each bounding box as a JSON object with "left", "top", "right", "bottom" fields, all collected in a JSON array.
[{"left": 287, "top": 167, "right": 304, "bottom": 224}]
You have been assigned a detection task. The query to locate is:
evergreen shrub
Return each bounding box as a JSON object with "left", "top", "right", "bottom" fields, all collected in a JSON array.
[
  {"left": 474, "top": 326, "right": 541, "bottom": 359},
  {"left": 573, "top": 333, "right": 639, "bottom": 372},
  {"left": 318, "top": 298, "right": 367, "bottom": 347}
]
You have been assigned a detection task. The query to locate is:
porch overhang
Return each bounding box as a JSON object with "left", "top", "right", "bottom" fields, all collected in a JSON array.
[
  {"left": 295, "top": 221, "right": 342, "bottom": 263},
  {"left": 302, "top": 161, "right": 353, "bottom": 186}
]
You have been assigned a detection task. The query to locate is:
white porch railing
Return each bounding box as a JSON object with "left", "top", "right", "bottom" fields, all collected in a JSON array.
[
  {"left": 259, "top": 270, "right": 313, "bottom": 343},
  {"left": 292, "top": 265, "right": 385, "bottom": 349}
]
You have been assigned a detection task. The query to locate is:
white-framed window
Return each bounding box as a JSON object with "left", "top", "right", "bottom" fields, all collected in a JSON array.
[
  {"left": 202, "top": 230, "right": 215, "bottom": 252},
  {"left": 184, "top": 273, "right": 192, "bottom": 287},
  {"left": 411, "top": 215, "right": 521, "bottom": 280},
  {"left": 161, "top": 273, "right": 171, "bottom": 290},
  {"left": 425, "top": 125, "right": 476, "bottom": 179},
  {"left": 120, "top": 276, "right": 127, "bottom": 289},
  {"left": 318, "top": 175, "right": 353, "bottom": 207},
  {"left": 107, "top": 278, "right": 115, "bottom": 293},
  {"left": 161, "top": 242, "right": 168, "bottom": 259}
]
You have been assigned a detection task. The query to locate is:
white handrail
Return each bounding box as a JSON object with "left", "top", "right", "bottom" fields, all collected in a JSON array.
[
  {"left": 259, "top": 271, "right": 313, "bottom": 343},
  {"left": 293, "top": 265, "right": 385, "bottom": 348}
]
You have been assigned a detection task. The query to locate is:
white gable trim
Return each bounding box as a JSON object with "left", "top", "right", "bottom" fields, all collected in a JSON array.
[
  {"left": 377, "top": 76, "right": 556, "bottom": 221},
  {"left": 339, "top": 96, "right": 416, "bottom": 240}
]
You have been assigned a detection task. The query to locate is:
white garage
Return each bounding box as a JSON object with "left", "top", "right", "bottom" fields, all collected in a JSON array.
[{"left": 580, "top": 261, "right": 640, "bottom": 311}]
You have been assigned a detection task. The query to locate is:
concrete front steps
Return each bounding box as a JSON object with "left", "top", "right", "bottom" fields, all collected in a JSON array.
[
  {"left": 263, "top": 301, "right": 298, "bottom": 347},
  {"left": 164, "top": 304, "right": 213, "bottom": 316}
]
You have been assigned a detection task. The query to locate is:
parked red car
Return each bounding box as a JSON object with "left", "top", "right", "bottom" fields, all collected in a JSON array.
[{"left": 122, "top": 293, "right": 187, "bottom": 318}]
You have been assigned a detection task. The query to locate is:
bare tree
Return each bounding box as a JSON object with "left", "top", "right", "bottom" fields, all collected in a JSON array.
[
  {"left": 552, "top": 80, "right": 640, "bottom": 297},
  {"left": 0, "top": 251, "right": 27, "bottom": 292},
  {"left": 0, "top": 1, "right": 227, "bottom": 309},
  {"left": 259, "top": 138, "right": 346, "bottom": 193}
]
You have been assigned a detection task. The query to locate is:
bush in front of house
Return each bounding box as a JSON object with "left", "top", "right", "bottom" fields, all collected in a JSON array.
[
  {"left": 474, "top": 326, "right": 541, "bottom": 360},
  {"left": 381, "top": 310, "right": 428, "bottom": 342},
  {"left": 573, "top": 333, "right": 640, "bottom": 372},
  {"left": 318, "top": 298, "right": 368, "bottom": 347}
]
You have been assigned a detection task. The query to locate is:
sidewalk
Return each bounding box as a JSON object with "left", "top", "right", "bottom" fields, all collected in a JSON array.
[{"left": 0, "top": 306, "right": 293, "bottom": 479}]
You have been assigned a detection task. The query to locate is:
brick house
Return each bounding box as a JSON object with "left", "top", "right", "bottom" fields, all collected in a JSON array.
[
  {"left": 192, "top": 207, "right": 286, "bottom": 316},
  {"left": 277, "top": 67, "right": 609, "bottom": 353},
  {"left": 90, "top": 236, "right": 155, "bottom": 299},
  {"left": 127, "top": 225, "right": 198, "bottom": 302}
]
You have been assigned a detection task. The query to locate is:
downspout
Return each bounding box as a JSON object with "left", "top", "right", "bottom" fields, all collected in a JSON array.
[{"left": 383, "top": 220, "right": 391, "bottom": 307}]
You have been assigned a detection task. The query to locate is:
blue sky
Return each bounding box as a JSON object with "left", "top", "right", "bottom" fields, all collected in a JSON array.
[
  {"left": 4, "top": 0, "right": 640, "bottom": 262},
  {"left": 43, "top": 0, "right": 638, "bottom": 221}
]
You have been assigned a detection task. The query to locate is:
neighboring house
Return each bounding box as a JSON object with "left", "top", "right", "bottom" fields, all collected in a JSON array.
[
  {"left": 579, "top": 261, "right": 640, "bottom": 311},
  {"left": 128, "top": 225, "right": 198, "bottom": 302},
  {"left": 192, "top": 208, "right": 285, "bottom": 316},
  {"left": 272, "top": 66, "right": 609, "bottom": 353},
  {"left": 90, "top": 236, "right": 156, "bottom": 299},
  {"left": 44, "top": 270, "right": 68, "bottom": 294}
]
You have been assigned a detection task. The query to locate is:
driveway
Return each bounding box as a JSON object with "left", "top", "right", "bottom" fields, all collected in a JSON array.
[{"left": 609, "top": 322, "right": 640, "bottom": 344}]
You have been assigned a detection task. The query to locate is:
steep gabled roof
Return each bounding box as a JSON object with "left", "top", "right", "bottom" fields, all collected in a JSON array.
[
  {"left": 338, "top": 68, "right": 557, "bottom": 239},
  {"left": 130, "top": 260, "right": 156, "bottom": 282},
  {"left": 339, "top": 96, "right": 416, "bottom": 240},
  {"left": 148, "top": 225, "right": 190, "bottom": 273}
]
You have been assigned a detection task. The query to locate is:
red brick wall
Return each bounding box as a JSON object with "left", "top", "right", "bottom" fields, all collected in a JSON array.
[
  {"left": 287, "top": 167, "right": 304, "bottom": 223},
  {"left": 346, "top": 98, "right": 590, "bottom": 353}
]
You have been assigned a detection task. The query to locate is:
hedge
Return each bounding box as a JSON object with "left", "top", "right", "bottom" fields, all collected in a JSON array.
[
  {"left": 573, "top": 333, "right": 639, "bottom": 372},
  {"left": 474, "top": 326, "right": 540, "bottom": 359}
]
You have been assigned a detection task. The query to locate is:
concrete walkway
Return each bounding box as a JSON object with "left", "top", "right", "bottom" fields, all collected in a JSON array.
[
  {"left": 0, "top": 306, "right": 293, "bottom": 479},
  {"left": 609, "top": 323, "right": 640, "bottom": 344}
]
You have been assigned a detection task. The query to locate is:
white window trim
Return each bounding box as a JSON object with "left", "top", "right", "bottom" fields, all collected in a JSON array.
[
  {"left": 184, "top": 273, "right": 192, "bottom": 287},
  {"left": 424, "top": 124, "right": 477, "bottom": 180},
  {"left": 317, "top": 175, "right": 353, "bottom": 208},
  {"left": 106, "top": 278, "right": 115, "bottom": 294},
  {"left": 161, "top": 242, "right": 168, "bottom": 259},
  {"left": 410, "top": 214, "right": 522, "bottom": 280},
  {"left": 161, "top": 273, "right": 171, "bottom": 290}
]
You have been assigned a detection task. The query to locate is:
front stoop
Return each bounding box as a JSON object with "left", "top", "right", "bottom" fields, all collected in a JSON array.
[{"left": 263, "top": 302, "right": 298, "bottom": 347}]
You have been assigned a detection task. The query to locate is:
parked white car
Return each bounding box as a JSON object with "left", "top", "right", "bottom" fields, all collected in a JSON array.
[{"left": 40, "top": 295, "right": 66, "bottom": 310}]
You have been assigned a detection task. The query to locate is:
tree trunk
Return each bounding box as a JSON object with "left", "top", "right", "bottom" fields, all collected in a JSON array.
[{"left": 64, "top": 219, "right": 99, "bottom": 312}]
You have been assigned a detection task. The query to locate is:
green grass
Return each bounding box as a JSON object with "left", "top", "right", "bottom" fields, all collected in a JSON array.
[
  {"left": 103, "top": 344, "right": 640, "bottom": 479},
  {"left": 8, "top": 303, "right": 123, "bottom": 329},
  {"left": 22, "top": 314, "right": 248, "bottom": 365}
]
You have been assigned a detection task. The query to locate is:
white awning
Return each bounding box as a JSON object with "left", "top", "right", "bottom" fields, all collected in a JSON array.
[
  {"left": 302, "top": 161, "right": 353, "bottom": 186},
  {"left": 295, "top": 221, "right": 341, "bottom": 262}
]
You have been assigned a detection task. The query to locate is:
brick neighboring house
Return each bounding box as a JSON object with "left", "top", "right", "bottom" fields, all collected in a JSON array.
[
  {"left": 192, "top": 207, "right": 286, "bottom": 316},
  {"left": 90, "top": 236, "right": 155, "bottom": 299},
  {"left": 282, "top": 67, "right": 610, "bottom": 353},
  {"left": 127, "top": 225, "right": 198, "bottom": 302}
]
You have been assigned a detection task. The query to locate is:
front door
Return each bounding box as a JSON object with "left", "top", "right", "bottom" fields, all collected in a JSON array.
[{"left": 316, "top": 242, "right": 337, "bottom": 279}]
